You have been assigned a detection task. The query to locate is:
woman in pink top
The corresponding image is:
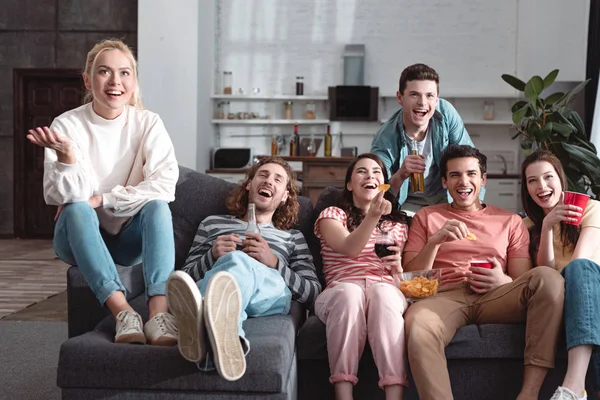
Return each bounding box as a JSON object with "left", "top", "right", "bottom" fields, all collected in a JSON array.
[{"left": 314, "top": 153, "right": 410, "bottom": 400}]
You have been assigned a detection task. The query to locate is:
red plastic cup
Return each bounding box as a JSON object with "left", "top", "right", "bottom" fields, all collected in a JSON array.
[
  {"left": 470, "top": 260, "right": 493, "bottom": 290},
  {"left": 563, "top": 191, "right": 590, "bottom": 226},
  {"left": 470, "top": 260, "right": 493, "bottom": 273}
]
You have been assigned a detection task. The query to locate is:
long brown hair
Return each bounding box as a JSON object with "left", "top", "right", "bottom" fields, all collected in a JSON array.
[
  {"left": 338, "top": 153, "right": 409, "bottom": 231},
  {"left": 521, "top": 149, "right": 580, "bottom": 260},
  {"left": 226, "top": 157, "right": 299, "bottom": 230}
]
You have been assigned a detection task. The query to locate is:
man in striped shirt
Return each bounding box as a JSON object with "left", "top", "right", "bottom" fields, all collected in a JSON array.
[{"left": 166, "top": 157, "right": 321, "bottom": 381}]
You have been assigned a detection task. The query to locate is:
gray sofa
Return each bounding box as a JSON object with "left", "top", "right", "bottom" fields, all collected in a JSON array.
[
  {"left": 57, "top": 167, "right": 311, "bottom": 399},
  {"left": 57, "top": 168, "right": 595, "bottom": 399}
]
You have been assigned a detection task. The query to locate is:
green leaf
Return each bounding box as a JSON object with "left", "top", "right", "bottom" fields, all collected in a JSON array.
[
  {"left": 511, "top": 100, "right": 527, "bottom": 113},
  {"left": 512, "top": 104, "right": 529, "bottom": 125},
  {"left": 571, "top": 134, "right": 597, "bottom": 153},
  {"left": 563, "top": 79, "right": 591, "bottom": 105},
  {"left": 544, "top": 92, "right": 565, "bottom": 106},
  {"left": 542, "top": 122, "right": 554, "bottom": 133},
  {"left": 565, "top": 110, "right": 586, "bottom": 137},
  {"left": 501, "top": 74, "right": 526, "bottom": 91},
  {"left": 560, "top": 142, "right": 600, "bottom": 180},
  {"left": 524, "top": 76, "right": 544, "bottom": 100},
  {"left": 553, "top": 123, "right": 574, "bottom": 136},
  {"left": 543, "top": 69, "right": 559, "bottom": 89},
  {"left": 520, "top": 140, "right": 532, "bottom": 151}
]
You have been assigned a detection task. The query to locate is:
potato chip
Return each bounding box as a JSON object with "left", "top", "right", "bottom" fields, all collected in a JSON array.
[
  {"left": 398, "top": 276, "right": 439, "bottom": 299},
  {"left": 378, "top": 184, "right": 391, "bottom": 193},
  {"left": 465, "top": 233, "right": 477, "bottom": 241}
]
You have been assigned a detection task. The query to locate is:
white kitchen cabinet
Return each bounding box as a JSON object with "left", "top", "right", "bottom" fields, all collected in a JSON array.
[
  {"left": 485, "top": 179, "right": 522, "bottom": 213},
  {"left": 517, "top": 0, "right": 590, "bottom": 82}
]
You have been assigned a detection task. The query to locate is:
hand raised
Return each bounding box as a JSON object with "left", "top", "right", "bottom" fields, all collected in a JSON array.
[
  {"left": 542, "top": 192, "right": 583, "bottom": 229},
  {"left": 27, "top": 127, "right": 73, "bottom": 156},
  {"left": 211, "top": 234, "right": 242, "bottom": 260},
  {"left": 367, "top": 191, "right": 392, "bottom": 219},
  {"left": 428, "top": 219, "right": 470, "bottom": 245},
  {"left": 242, "top": 232, "right": 278, "bottom": 268}
]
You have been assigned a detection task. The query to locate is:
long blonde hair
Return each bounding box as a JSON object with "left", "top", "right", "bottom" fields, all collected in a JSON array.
[{"left": 83, "top": 39, "right": 143, "bottom": 109}]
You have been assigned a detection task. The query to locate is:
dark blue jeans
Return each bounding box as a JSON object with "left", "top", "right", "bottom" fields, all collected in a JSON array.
[{"left": 561, "top": 258, "right": 600, "bottom": 391}]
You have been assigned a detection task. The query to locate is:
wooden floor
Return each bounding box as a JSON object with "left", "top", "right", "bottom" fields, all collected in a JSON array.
[{"left": 0, "top": 239, "right": 69, "bottom": 321}]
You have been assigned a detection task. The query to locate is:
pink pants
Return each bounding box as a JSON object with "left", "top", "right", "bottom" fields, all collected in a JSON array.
[{"left": 314, "top": 278, "right": 409, "bottom": 389}]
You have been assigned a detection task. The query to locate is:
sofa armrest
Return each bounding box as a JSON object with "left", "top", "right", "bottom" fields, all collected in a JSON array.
[{"left": 67, "top": 264, "right": 145, "bottom": 338}]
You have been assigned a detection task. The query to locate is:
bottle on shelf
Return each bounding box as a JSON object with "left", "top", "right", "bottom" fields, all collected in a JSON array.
[
  {"left": 271, "top": 136, "right": 279, "bottom": 156},
  {"left": 246, "top": 203, "right": 261, "bottom": 238},
  {"left": 307, "top": 134, "right": 316, "bottom": 157},
  {"left": 222, "top": 71, "right": 233, "bottom": 95},
  {"left": 284, "top": 101, "right": 293, "bottom": 120},
  {"left": 289, "top": 124, "right": 299, "bottom": 156},
  {"left": 296, "top": 76, "right": 304, "bottom": 95},
  {"left": 324, "top": 124, "right": 332, "bottom": 157}
]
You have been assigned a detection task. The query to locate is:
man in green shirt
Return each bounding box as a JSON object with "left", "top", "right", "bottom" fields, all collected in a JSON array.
[{"left": 371, "top": 64, "right": 482, "bottom": 214}]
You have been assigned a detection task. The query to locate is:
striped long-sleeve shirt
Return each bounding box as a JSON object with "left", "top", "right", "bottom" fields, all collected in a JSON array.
[{"left": 182, "top": 215, "right": 322, "bottom": 305}]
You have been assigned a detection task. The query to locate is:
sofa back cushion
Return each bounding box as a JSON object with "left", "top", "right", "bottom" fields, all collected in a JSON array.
[{"left": 170, "top": 167, "right": 318, "bottom": 270}]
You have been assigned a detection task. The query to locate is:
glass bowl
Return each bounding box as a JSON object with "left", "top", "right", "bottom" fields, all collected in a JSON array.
[{"left": 393, "top": 269, "right": 441, "bottom": 301}]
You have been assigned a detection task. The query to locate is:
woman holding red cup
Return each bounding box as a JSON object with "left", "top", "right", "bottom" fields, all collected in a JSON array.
[{"left": 521, "top": 150, "right": 600, "bottom": 400}]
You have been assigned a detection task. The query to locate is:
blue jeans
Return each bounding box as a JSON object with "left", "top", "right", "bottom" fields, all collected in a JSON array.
[
  {"left": 54, "top": 200, "right": 175, "bottom": 305},
  {"left": 195, "top": 251, "right": 292, "bottom": 371},
  {"left": 562, "top": 258, "right": 600, "bottom": 391},
  {"left": 562, "top": 258, "right": 600, "bottom": 349}
]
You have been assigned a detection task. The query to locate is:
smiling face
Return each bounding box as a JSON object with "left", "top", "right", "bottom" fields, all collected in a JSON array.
[
  {"left": 442, "top": 156, "right": 486, "bottom": 211},
  {"left": 83, "top": 49, "right": 135, "bottom": 120},
  {"left": 245, "top": 163, "right": 290, "bottom": 213},
  {"left": 398, "top": 80, "right": 439, "bottom": 133},
  {"left": 525, "top": 161, "right": 563, "bottom": 212},
  {"left": 347, "top": 157, "right": 385, "bottom": 206}
]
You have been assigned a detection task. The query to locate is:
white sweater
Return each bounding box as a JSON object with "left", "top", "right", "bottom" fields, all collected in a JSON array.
[{"left": 44, "top": 103, "right": 179, "bottom": 234}]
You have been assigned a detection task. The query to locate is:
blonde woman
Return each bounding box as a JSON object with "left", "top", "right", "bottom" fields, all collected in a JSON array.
[{"left": 27, "top": 39, "right": 179, "bottom": 346}]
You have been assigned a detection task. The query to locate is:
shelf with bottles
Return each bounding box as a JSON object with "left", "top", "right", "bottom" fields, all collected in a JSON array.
[
  {"left": 212, "top": 119, "right": 330, "bottom": 125},
  {"left": 211, "top": 94, "right": 328, "bottom": 101}
]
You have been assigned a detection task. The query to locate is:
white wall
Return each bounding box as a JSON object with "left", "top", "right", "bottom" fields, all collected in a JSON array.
[
  {"left": 517, "top": 0, "right": 590, "bottom": 82},
  {"left": 137, "top": 0, "right": 590, "bottom": 170},
  {"left": 138, "top": 0, "right": 207, "bottom": 170}
]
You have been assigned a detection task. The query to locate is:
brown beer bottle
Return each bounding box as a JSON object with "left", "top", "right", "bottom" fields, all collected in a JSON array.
[
  {"left": 271, "top": 136, "right": 278, "bottom": 156},
  {"left": 410, "top": 148, "right": 425, "bottom": 193},
  {"left": 289, "top": 124, "right": 299, "bottom": 156},
  {"left": 324, "top": 124, "right": 332, "bottom": 157}
]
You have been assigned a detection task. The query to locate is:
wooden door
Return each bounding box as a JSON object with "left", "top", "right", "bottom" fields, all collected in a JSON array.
[{"left": 14, "top": 69, "right": 83, "bottom": 238}]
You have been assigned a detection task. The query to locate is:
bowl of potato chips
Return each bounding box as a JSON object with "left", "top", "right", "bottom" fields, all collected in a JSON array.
[{"left": 394, "top": 269, "right": 441, "bottom": 301}]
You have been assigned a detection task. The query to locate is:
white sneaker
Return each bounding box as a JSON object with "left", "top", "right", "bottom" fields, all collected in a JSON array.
[
  {"left": 114, "top": 310, "right": 146, "bottom": 344},
  {"left": 204, "top": 271, "right": 246, "bottom": 381},
  {"left": 550, "top": 386, "right": 587, "bottom": 400},
  {"left": 167, "top": 271, "right": 206, "bottom": 362},
  {"left": 144, "top": 312, "right": 178, "bottom": 346}
]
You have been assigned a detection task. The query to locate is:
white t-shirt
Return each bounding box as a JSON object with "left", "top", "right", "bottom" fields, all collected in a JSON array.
[{"left": 44, "top": 103, "right": 179, "bottom": 233}]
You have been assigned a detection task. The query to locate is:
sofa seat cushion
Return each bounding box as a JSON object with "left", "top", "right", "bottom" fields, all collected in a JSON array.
[
  {"left": 298, "top": 315, "right": 540, "bottom": 361},
  {"left": 58, "top": 296, "right": 303, "bottom": 393}
]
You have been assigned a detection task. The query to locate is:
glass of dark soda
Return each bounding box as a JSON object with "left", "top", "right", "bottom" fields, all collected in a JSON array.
[{"left": 375, "top": 229, "right": 395, "bottom": 275}]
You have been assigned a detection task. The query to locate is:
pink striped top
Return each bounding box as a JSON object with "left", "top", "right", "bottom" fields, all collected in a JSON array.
[{"left": 314, "top": 206, "right": 409, "bottom": 286}]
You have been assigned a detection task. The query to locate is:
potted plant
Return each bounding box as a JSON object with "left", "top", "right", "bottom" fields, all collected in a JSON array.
[{"left": 501, "top": 70, "right": 600, "bottom": 199}]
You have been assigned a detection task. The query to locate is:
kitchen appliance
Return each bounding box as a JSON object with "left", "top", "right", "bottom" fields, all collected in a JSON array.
[
  {"left": 328, "top": 86, "right": 379, "bottom": 121},
  {"left": 212, "top": 148, "right": 254, "bottom": 169}
]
